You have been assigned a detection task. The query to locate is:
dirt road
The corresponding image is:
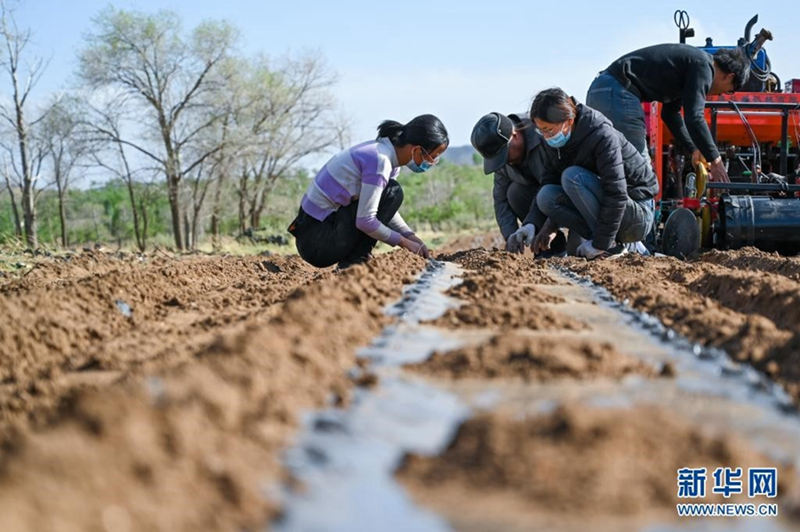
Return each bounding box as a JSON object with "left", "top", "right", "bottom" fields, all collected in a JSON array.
[{"left": 0, "top": 244, "right": 798, "bottom": 530}]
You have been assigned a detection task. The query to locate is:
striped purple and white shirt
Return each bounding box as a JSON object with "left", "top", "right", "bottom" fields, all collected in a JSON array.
[{"left": 300, "top": 136, "right": 414, "bottom": 246}]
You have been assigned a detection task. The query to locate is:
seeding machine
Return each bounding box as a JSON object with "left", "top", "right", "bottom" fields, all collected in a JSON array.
[{"left": 653, "top": 11, "right": 800, "bottom": 257}]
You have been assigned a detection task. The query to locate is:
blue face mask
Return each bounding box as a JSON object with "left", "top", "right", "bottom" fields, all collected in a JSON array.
[
  {"left": 545, "top": 126, "right": 571, "bottom": 148},
  {"left": 406, "top": 149, "right": 433, "bottom": 173}
]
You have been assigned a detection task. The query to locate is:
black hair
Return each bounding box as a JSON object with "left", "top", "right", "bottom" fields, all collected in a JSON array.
[
  {"left": 530, "top": 88, "right": 577, "bottom": 123},
  {"left": 377, "top": 114, "right": 449, "bottom": 151},
  {"left": 713, "top": 48, "right": 750, "bottom": 91}
]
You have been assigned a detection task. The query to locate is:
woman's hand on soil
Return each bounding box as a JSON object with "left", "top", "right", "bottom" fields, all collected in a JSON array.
[
  {"left": 407, "top": 234, "right": 430, "bottom": 257},
  {"left": 400, "top": 236, "right": 430, "bottom": 258}
]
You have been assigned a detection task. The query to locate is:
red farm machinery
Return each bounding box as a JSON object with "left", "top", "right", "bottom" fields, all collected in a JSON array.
[{"left": 650, "top": 11, "right": 800, "bottom": 257}]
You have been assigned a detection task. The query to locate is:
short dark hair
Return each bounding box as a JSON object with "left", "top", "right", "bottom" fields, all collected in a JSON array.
[
  {"left": 714, "top": 48, "right": 750, "bottom": 91},
  {"left": 530, "top": 88, "right": 577, "bottom": 123},
  {"left": 377, "top": 114, "right": 449, "bottom": 151}
]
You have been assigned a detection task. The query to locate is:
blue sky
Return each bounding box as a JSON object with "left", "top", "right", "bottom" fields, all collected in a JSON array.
[{"left": 12, "top": 0, "right": 800, "bottom": 154}]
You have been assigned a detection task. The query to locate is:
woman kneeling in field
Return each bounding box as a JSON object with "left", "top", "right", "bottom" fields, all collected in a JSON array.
[
  {"left": 529, "top": 88, "right": 659, "bottom": 259},
  {"left": 289, "top": 115, "right": 448, "bottom": 268}
]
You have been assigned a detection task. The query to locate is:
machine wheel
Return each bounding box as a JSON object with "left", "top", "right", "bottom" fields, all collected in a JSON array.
[{"left": 662, "top": 207, "right": 701, "bottom": 259}]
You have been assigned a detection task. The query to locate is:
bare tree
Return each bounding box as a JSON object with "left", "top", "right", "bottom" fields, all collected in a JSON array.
[
  {"left": 180, "top": 58, "right": 245, "bottom": 250},
  {"left": 1, "top": 155, "right": 21, "bottom": 237},
  {"left": 1, "top": 134, "right": 47, "bottom": 243},
  {"left": 234, "top": 53, "right": 344, "bottom": 232},
  {"left": 78, "top": 7, "right": 237, "bottom": 250},
  {"left": 37, "top": 94, "right": 89, "bottom": 247},
  {"left": 198, "top": 57, "right": 252, "bottom": 248},
  {"left": 84, "top": 95, "right": 150, "bottom": 251},
  {"left": 0, "top": 1, "right": 49, "bottom": 249},
  {"left": 208, "top": 114, "right": 235, "bottom": 250},
  {"left": 183, "top": 158, "right": 218, "bottom": 250}
]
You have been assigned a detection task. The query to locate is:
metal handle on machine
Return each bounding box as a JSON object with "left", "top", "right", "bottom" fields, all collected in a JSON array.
[
  {"left": 727, "top": 101, "right": 762, "bottom": 178},
  {"left": 747, "top": 28, "right": 773, "bottom": 59},
  {"left": 674, "top": 10, "right": 694, "bottom": 43},
  {"left": 706, "top": 182, "right": 800, "bottom": 192},
  {"left": 742, "top": 14, "right": 758, "bottom": 43}
]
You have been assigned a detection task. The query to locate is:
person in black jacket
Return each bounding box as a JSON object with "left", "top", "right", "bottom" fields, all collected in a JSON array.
[
  {"left": 528, "top": 88, "right": 659, "bottom": 259},
  {"left": 470, "top": 112, "right": 565, "bottom": 254},
  {"left": 586, "top": 44, "right": 749, "bottom": 183}
]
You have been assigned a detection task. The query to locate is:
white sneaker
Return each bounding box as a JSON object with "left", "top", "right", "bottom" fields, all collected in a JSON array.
[
  {"left": 623, "top": 241, "right": 650, "bottom": 256},
  {"left": 566, "top": 232, "right": 586, "bottom": 256}
]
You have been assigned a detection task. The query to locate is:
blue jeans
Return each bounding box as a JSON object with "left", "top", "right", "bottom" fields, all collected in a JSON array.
[
  {"left": 586, "top": 72, "right": 648, "bottom": 159},
  {"left": 536, "top": 166, "right": 654, "bottom": 245}
]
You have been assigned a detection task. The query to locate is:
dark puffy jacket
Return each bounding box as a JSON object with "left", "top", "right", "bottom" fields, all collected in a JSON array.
[{"left": 526, "top": 102, "right": 659, "bottom": 249}]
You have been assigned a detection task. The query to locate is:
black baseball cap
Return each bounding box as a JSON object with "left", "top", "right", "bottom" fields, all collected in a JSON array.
[{"left": 471, "top": 112, "right": 514, "bottom": 174}]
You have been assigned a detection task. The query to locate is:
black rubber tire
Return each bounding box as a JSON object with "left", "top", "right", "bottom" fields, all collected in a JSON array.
[{"left": 662, "top": 207, "right": 701, "bottom": 259}]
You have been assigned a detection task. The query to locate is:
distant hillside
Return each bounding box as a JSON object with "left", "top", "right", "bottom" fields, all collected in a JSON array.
[{"left": 442, "top": 145, "right": 479, "bottom": 166}]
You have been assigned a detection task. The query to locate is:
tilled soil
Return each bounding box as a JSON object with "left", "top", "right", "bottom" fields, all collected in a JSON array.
[
  {"left": 0, "top": 250, "right": 425, "bottom": 531},
  {"left": 393, "top": 245, "right": 800, "bottom": 530},
  {"left": 434, "top": 249, "right": 586, "bottom": 330},
  {"left": 0, "top": 252, "right": 322, "bottom": 429},
  {"left": 406, "top": 332, "right": 655, "bottom": 381},
  {"left": 397, "top": 405, "right": 797, "bottom": 529},
  {"left": 2, "top": 241, "right": 800, "bottom": 531},
  {"left": 567, "top": 248, "right": 800, "bottom": 403}
]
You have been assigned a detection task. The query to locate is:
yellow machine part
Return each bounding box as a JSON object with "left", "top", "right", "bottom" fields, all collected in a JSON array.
[
  {"left": 700, "top": 204, "right": 712, "bottom": 247},
  {"left": 695, "top": 162, "right": 708, "bottom": 199},
  {"left": 689, "top": 163, "right": 712, "bottom": 247}
]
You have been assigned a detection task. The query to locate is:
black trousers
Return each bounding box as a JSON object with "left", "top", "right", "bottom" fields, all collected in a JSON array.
[
  {"left": 507, "top": 181, "right": 547, "bottom": 231},
  {"left": 290, "top": 180, "right": 404, "bottom": 268}
]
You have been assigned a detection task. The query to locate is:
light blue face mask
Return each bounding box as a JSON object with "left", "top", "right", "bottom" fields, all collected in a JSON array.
[
  {"left": 406, "top": 149, "right": 433, "bottom": 173},
  {"left": 545, "top": 126, "right": 571, "bottom": 148}
]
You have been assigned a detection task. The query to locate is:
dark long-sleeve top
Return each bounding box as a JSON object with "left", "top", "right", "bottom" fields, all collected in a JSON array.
[
  {"left": 492, "top": 113, "right": 548, "bottom": 239},
  {"left": 605, "top": 43, "right": 719, "bottom": 161}
]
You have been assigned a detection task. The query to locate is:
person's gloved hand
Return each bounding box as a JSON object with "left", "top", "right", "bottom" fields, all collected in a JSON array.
[
  {"left": 506, "top": 224, "right": 536, "bottom": 254},
  {"left": 576, "top": 239, "right": 607, "bottom": 260}
]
